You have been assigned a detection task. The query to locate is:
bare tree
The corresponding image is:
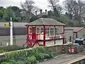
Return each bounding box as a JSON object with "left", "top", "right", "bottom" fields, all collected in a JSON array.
[
  {"left": 21, "top": 0, "right": 35, "bottom": 22},
  {"left": 48, "top": 0, "right": 59, "bottom": 9},
  {"left": 48, "top": 0, "right": 62, "bottom": 17},
  {"left": 65, "top": 0, "right": 85, "bottom": 22}
]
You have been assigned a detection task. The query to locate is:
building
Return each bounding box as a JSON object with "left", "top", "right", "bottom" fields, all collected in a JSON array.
[
  {"left": 0, "top": 18, "right": 65, "bottom": 47},
  {"left": 0, "top": 22, "right": 27, "bottom": 46},
  {"left": 64, "top": 27, "right": 85, "bottom": 43},
  {"left": 25, "top": 18, "right": 65, "bottom": 47}
]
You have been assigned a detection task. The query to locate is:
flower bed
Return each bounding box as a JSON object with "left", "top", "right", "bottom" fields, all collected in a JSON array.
[{"left": 0, "top": 47, "right": 57, "bottom": 64}]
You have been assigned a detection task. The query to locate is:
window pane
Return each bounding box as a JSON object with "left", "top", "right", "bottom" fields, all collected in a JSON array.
[
  {"left": 46, "top": 28, "right": 49, "bottom": 36},
  {"left": 30, "top": 28, "right": 32, "bottom": 33},
  {"left": 37, "top": 28, "right": 40, "bottom": 34},
  {"left": 50, "top": 28, "right": 54, "bottom": 36},
  {"left": 41, "top": 28, "right": 44, "bottom": 33},
  {"left": 55, "top": 28, "right": 57, "bottom": 35}
]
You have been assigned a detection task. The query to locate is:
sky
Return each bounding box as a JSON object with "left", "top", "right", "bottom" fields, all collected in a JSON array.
[{"left": 0, "top": 0, "right": 65, "bottom": 10}]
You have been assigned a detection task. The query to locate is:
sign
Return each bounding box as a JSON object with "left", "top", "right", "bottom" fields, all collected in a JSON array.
[{"left": 4, "top": 23, "right": 9, "bottom": 27}]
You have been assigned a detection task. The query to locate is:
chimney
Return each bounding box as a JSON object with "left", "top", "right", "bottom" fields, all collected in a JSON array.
[
  {"left": 45, "top": 9, "right": 48, "bottom": 15},
  {"left": 35, "top": 11, "right": 37, "bottom": 16},
  {"left": 40, "top": 9, "right": 42, "bottom": 18}
]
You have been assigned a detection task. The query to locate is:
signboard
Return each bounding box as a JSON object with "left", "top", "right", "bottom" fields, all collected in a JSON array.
[{"left": 4, "top": 23, "right": 9, "bottom": 27}]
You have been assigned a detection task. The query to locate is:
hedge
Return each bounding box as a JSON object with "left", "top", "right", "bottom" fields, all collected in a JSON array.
[{"left": 0, "top": 46, "right": 57, "bottom": 64}]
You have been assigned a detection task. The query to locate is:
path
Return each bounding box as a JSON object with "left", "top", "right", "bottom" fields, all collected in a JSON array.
[{"left": 38, "top": 51, "right": 85, "bottom": 64}]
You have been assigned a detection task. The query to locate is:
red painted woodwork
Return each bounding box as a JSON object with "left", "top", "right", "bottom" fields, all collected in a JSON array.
[
  {"left": 32, "top": 27, "right": 36, "bottom": 39},
  {"left": 24, "top": 26, "right": 46, "bottom": 47},
  {"left": 43, "top": 26, "right": 46, "bottom": 46},
  {"left": 25, "top": 25, "right": 65, "bottom": 26},
  {"left": 24, "top": 25, "right": 65, "bottom": 48},
  {"left": 54, "top": 26, "right": 56, "bottom": 36}
]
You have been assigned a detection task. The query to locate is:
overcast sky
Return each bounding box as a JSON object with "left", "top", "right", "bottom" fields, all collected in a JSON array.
[{"left": 0, "top": 0, "right": 65, "bottom": 10}]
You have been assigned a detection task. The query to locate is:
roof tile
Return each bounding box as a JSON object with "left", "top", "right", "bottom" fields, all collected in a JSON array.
[{"left": 26, "top": 18, "right": 65, "bottom": 26}]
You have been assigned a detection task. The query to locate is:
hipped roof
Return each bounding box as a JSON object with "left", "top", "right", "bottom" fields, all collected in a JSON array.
[{"left": 26, "top": 18, "right": 65, "bottom": 26}]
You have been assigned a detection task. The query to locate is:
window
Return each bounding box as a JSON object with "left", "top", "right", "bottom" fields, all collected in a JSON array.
[
  {"left": 41, "top": 28, "right": 44, "bottom": 33},
  {"left": 36, "top": 28, "right": 40, "bottom": 34},
  {"left": 46, "top": 28, "right": 49, "bottom": 36},
  {"left": 50, "top": 28, "right": 54, "bottom": 36},
  {"left": 29, "top": 28, "right": 32, "bottom": 34},
  {"left": 55, "top": 28, "right": 57, "bottom": 35}
]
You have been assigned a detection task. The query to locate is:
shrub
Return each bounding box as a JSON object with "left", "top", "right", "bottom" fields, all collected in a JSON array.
[
  {"left": 37, "top": 53, "right": 45, "bottom": 61},
  {"left": 1, "top": 62, "right": 9, "bottom": 64},
  {"left": 0, "top": 49, "right": 6, "bottom": 53},
  {"left": 16, "top": 60, "right": 25, "bottom": 64},
  {"left": 36, "top": 47, "right": 47, "bottom": 53},
  {"left": 1, "top": 46, "right": 58, "bottom": 63},
  {"left": 8, "top": 59, "right": 16, "bottom": 64},
  {"left": 34, "top": 53, "right": 50, "bottom": 61},
  {"left": 43, "top": 53, "right": 50, "bottom": 59},
  {"left": 1, "top": 45, "right": 25, "bottom": 51},
  {"left": 27, "top": 56, "right": 37, "bottom": 64},
  {"left": 49, "top": 52, "right": 56, "bottom": 58},
  {"left": 24, "top": 60, "right": 31, "bottom": 64}
]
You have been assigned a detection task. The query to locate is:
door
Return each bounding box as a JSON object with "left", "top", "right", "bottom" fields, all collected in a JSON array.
[{"left": 32, "top": 27, "right": 36, "bottom": 39}]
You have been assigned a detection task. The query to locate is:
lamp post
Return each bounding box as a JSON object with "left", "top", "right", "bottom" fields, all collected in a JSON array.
[{"left": 10, "top": 17, "right": 13, "bottom": 45}]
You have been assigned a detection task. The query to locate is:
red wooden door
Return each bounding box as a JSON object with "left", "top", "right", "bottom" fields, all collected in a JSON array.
[{"left": 32, "top": 27, "right": 36, "bottom": 39}]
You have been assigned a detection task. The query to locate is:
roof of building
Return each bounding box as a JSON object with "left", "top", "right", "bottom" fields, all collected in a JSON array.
[
  {"left": 65, "top": 27, "right": 84, "bottom": 32},
  {"left": 26, "top": 18, "right": 65, "bottom": 26}
]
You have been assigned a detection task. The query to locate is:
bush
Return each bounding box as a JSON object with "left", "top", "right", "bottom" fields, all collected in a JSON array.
[
  {"left": 16, "top": 60, "right": 25, "bottom": 64},
  {"left": 37, "top": 53, "right": 45, "bottom": 61},
  {"left": 8, "top": 59, "right": 16, "bottom": 64},
  {"left": 34, "top": 53, "right": 51, "bottom": 61},
  {"left": 0, "top": 48, "right": 6, "bottom": 53},
  {"left": 41, "top": 53, "right": 50, "bottom": 59},
  {"left": 27, "top": 56, "right": 36, "bottom": 64},
  {"left": 1, "top": 62, "right": 9, "bottom": 64},
  {"left": 36, "top": 47, "right": 47, "bottom": 53},
  {"left": 1, "top": 45, "right": 25, "bottom": 51},
  {"left": 49, "top": 52, "right": 56, "bottom": 58},
  {"left": 1, "top": 60, "right": 25, "bottom": 64},
  {"left": 0, "top": 46, "right": 57, "bottom": 63}
]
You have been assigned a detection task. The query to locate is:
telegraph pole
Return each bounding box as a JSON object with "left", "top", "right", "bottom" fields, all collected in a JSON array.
[{"left": 10, "top": 17, "right": 13, "bottom": 45}]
